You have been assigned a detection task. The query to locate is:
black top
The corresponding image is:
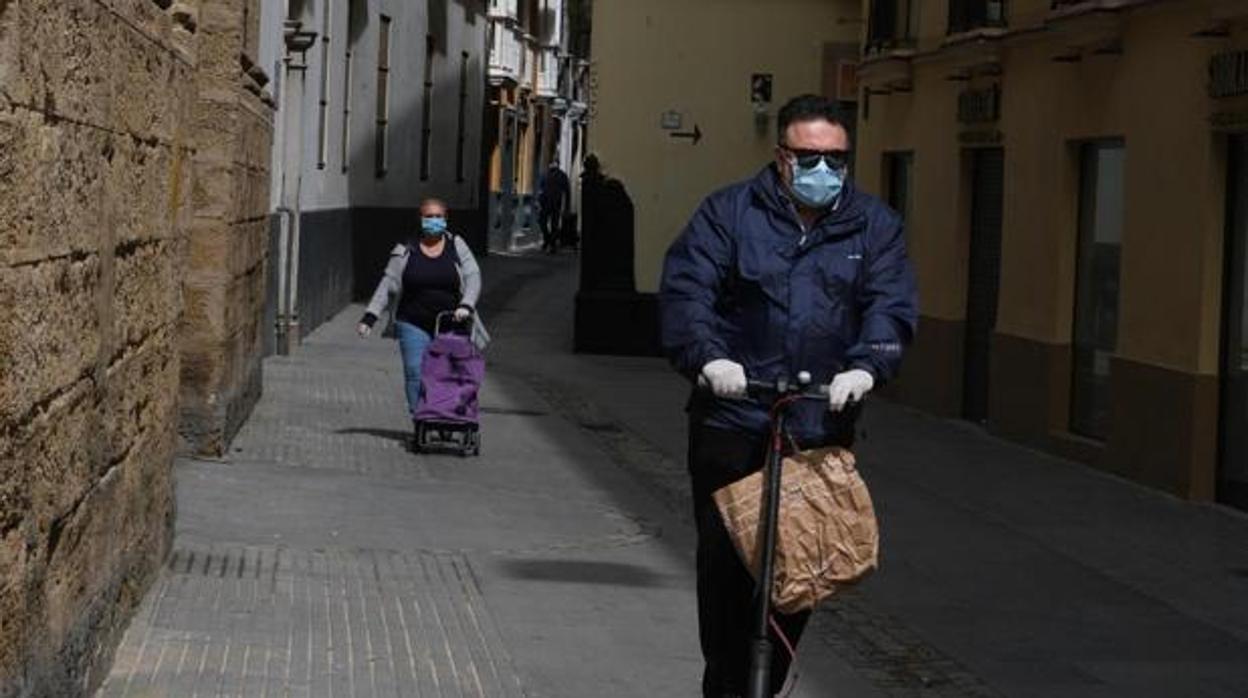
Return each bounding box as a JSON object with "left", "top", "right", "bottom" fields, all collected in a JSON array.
[
  {"left": 539, "top": 167, "right": 570, "bottom": 208},
  {"left": 397, "top": 245, "right": 459, "bottom": 334}
]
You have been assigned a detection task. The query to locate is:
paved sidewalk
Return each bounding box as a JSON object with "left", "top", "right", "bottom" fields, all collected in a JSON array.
[{"left": 99, "top": 252, "right": 1248, "bottom": 697}]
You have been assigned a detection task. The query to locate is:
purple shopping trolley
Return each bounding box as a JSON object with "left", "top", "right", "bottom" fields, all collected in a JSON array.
[{"left": 412, "top": 312, "right": 485, "bottom": 456}]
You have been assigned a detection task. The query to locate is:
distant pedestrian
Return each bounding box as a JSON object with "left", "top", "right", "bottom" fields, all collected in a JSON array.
[
  {"left": 538, "top": 161, "right": 571, "bottom": 253},
  {"left": 357, "top": 198, "right": 483, "bottom": 439},
  {"left": 659, "top": 94, "right": 918, "bottom": 697}
]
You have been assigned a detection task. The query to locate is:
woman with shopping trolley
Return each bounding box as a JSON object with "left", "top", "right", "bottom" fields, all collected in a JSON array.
[{"left": 357, "top": 198, "right": 487, "bottom": 445}]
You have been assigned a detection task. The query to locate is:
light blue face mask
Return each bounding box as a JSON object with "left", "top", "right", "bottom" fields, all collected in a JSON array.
[
  {"left": 421, "top": 216, "right": 448, "bottom": 237},
  {"left": 789, "top": 159, "right": 846, "bottom": 210}
]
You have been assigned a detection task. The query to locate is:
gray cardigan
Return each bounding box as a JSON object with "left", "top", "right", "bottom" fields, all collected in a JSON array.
[{"left": 365, "top": 235, "right": 490, "bottom": 349}]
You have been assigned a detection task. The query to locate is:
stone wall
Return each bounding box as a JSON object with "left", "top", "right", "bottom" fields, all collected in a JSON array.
[
  {"left": 0, "top": 0, "right": 272, "bottom": 695},
  {"left": 179, "top": 0, "right": 272, "bottom": 455}
]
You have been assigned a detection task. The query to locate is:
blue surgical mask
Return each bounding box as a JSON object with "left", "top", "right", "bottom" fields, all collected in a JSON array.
[
  {"left": 421, "top": 216, "right": 448, "bottom": 237},
  {"left": 789, "top": 159, "right": 845, "bottom": 209}
]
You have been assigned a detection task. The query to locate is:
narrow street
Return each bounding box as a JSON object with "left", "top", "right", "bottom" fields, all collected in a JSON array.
[
  {"left": 11, "top": 4, "right": 1248, "bottom": 698},
  {"left": 98, "top": 253, "right": 1248, "bottom": 698}
]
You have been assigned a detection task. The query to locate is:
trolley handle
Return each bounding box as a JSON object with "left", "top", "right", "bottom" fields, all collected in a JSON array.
[{"left": 433, "top": 309, "right": 474, "bottom": 337}]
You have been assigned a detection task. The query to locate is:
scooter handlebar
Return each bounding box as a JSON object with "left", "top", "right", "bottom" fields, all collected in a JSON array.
[
  {"left": 745, "top": 377, "right": 829, "bottom": 401},
  {"left": 695, "top": 373, "right": 831, "bottom": 402}
]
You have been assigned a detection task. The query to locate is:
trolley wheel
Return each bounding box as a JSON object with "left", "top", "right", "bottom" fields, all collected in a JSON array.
[{"left": 411, "top": 423, "right": 426, "bottom": 453}]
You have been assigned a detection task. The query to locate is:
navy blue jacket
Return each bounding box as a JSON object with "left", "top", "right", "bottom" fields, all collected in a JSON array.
[{"left": 659, "top": 165, "right": 918, "bottom": 443}]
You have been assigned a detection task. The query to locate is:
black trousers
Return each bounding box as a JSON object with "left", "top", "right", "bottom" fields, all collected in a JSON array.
[
  {"left": 538, "top": 204, "right": 562, "bottom": 251},
  {"left": 688, "top": 421, "right": 810, "bottom": 697}
]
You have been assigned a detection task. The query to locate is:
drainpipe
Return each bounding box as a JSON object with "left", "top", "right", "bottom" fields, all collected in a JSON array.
[{"left": 276, "top": 21, "right": 316, "bottom": 355}]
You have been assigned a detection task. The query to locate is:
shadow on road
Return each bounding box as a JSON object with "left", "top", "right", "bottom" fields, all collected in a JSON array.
[{"left": 498, "top": 559, "right": 672, "bottom": 588}]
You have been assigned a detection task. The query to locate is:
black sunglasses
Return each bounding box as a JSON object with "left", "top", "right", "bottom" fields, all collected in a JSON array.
[{"left": 780, "top": 146, "right": 851, "bottom": 170}]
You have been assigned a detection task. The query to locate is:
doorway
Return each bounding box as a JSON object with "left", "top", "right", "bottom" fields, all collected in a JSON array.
[
  {"left": 1220, "top": 134, "right": 1248, "bottom": 510},
  {"left": 962, "top": 147, "right": 1005, "bottom": 423}
]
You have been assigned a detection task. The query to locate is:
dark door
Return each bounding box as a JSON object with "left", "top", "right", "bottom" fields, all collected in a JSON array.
[
  {"left": 1220, "top": 135, "right": 1248, "bottom": 510},
  {"left": 962, "top": 148, "right": 1005, "bottom": 423}
]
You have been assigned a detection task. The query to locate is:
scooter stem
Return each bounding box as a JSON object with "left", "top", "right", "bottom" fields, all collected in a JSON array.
[{"left": 746, "top": 407, "right": 788, "bottom": 698}]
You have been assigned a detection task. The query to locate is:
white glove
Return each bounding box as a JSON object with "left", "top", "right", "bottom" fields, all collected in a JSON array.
[
  {"left": 828, "top": 369, "right": 874, "bottom": 412},
  {"left": 700, "top": 359, "right": 748, "bottom": 399},
  {"left": 453, "top": 306, "right": 472, "bottom": 322}
]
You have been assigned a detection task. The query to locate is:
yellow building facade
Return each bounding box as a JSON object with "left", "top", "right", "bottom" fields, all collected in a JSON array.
[
  {"left": 856, "top": 0, "right": 1248, "bottom": 507},
  {"left": 589, "top": 0, "right": 864, "bottom": 293}
]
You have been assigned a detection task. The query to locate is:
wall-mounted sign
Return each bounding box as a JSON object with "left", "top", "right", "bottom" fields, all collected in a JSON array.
[
  {"left": 660, "top": 110, "right": 683, "bottom": 130},
  {"left": 670, "top": 124, "right": 702, "bottom": 145},
  {"left": 1210, "top": 50, "right": 1248, "bottom": 99},
  {"left": 958, "top": 84, "right": 1001, "bottom": 124},
  {"left": 751, "top": 73, "right": 773, "bottom": 104}
]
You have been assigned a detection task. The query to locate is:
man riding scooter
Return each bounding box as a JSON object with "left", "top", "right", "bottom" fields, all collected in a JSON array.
[{"left": 659, "top": 93, "right": 918, "bottom": 697}]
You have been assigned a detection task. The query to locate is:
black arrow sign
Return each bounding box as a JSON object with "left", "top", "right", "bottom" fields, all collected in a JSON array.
[{"left": 670, "top": 124, "right": 702, "bottom": 145}]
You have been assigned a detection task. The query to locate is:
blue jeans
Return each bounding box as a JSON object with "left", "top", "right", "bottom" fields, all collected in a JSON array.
[{"left": 395, "top": 321, "right": 432, "bottom": 420}]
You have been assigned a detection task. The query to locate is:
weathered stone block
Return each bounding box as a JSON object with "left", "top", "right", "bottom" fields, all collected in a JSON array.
[
  {"left": 231, "top": 218, "right": 266, "bottom": 277},
  {"left": 0, "top": 258, "right": 101, "bottom": 426},
  {"left": 180, "top": 279, "right": 226, "bottom": 346},
  {"left": 108, "top": 139, "right": 179, "bottom": 246},
  {"left": 0, "top": 436, "right": 31, "bottom": 540},
  {"left": 0, "top": 112, "right": 111, "bottom": 266},
  {"left": 199, "top": 0, "right": 245, "bottom": 42},
  {"left": 101, "top": 329, "right": 178, "bottom": 479},
  {"left": 12, "top": 0, "right": 115, "bottom": 126},
  {"left": 169, "top": 61, "right": 199, "bottom": 142},
  {"left": 38, "top": 429, "right": 172, "bottom": 691},
  {"left": 0, "top": 528, "right": 31, "bottom": 691},
  {"left": 191, "top": 94, "right": 239, "bottom": 159},
  {"left": 112, "top": 18, "right": 178, "bottom": 142},
  {"left": 229, "top": 163, "right": 268, "bottom": 224},
  {"left": 113, "top": 241, "right": 179, "bottom": 348},
  {"left": 184, "top": 220, "right": 232, "bottom": 283},
  {"left": 0, "top": 0, "right": 21, "bottom": 109},
  {"left": 98, "top": 0, "right": 175, "bottom": 48},
  {"left": 18, "top": 380, "right": 97, "bottom": 536},
  {"left": 191, "top": 155, "right": 236, "bottom": 220},
  {"left": 194, "top": 14, "right": 244, "bottom": 92}
]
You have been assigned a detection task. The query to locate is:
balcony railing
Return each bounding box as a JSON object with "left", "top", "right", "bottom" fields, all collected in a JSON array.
[
  {"left": 536, "top": 47, "right": 559, "bottom": 98},
  {"left": 518, "top": 38, "right": 536, "bottom": 91},
  {"left": 537, "top": 0, "right": 563, "bottom": 47},
  {"left": 948, "top": 0, "right": 1006, "bottom": 34},
  {"left": 487, "top": 0, "right": 518, "bottom": 22}
]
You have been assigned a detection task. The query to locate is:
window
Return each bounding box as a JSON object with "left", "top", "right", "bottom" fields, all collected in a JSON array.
[
  {"left": 375, "top": 15, "right": 391, "bottom": 177},
  {"left": 1070, "top": 141, "right": 1125, "bottom": 440},
  {"left": 884, "top": 151, "right": 914, "bottom": 225},
  {"left": 341, "top": 0, "right": 361, "bottom": 173},
  {"left": 867, "top": 0, "right": 919, "bottom": 53},
  {"left": 316, "top": 0, "right": 332, "bottom": 169},
  {"left": 456, "top": 52, "right": 470, "bottom": 183},
  {"left": 421, "top": 34, "right": 435, "bottom": 182},
  {"left": 948, "top": 0, "right": 1006, "bottom": 34}
]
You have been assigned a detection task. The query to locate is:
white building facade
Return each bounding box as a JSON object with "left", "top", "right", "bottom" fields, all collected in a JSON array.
[
  {"left": 484, "top": 0, "right": 591, "bottom": 252},
  {"left": 260, "top": 0, "right": 490, "bottom": 350}
]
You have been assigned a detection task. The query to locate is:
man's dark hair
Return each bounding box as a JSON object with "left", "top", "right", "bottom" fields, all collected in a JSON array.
[{"left": 777, "top": 94, "right": 846, "bottom": 145}]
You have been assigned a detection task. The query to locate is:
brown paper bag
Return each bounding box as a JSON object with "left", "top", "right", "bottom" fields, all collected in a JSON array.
[{"left": 712, "top": 447, "right": 879, "bottom": 614}]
